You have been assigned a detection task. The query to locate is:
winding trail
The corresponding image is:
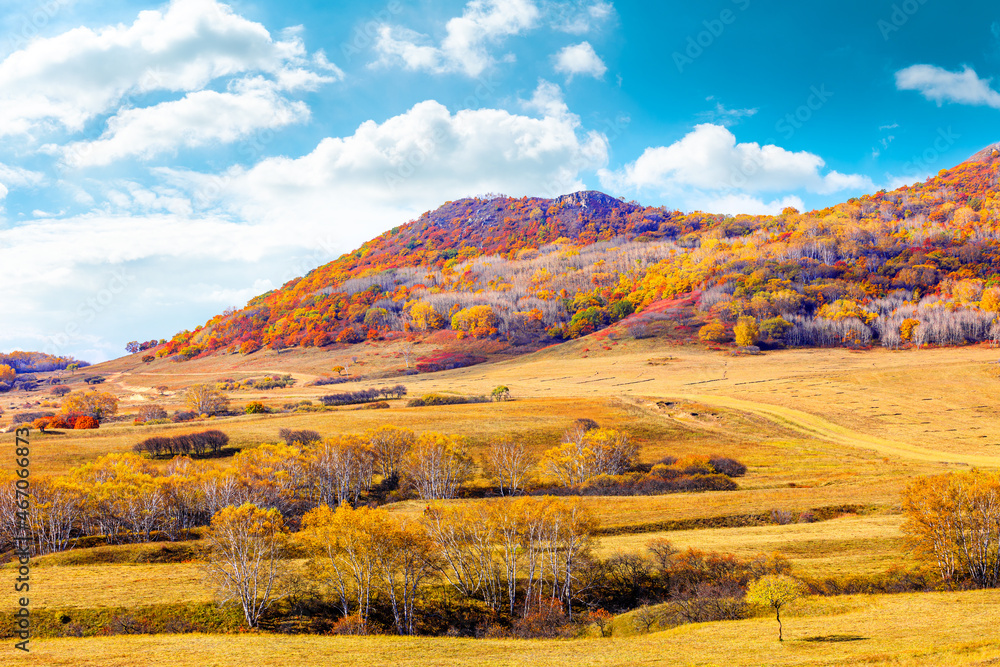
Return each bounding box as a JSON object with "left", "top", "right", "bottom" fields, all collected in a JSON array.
[{"left": 672, "top": 393, "right": 1000, "bottom": 468}]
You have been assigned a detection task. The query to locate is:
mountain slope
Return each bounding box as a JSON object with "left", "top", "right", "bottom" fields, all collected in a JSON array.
[{"left": 159, "top": 147, "right": 1000, "bottom": 360}]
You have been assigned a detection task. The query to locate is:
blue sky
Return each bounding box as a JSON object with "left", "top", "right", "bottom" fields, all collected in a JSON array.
[{"left": 2, "top": 0, "right": 999, "bottom": 361}]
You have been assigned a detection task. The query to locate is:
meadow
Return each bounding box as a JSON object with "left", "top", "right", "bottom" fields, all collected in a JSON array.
[{"left": 3, "top": 337, "right": 999, "bottom": 665}]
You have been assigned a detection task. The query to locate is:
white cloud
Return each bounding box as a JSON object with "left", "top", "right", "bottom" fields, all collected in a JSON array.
[
  {"left": 61, "top": 78, "right": 311, "bottom": 166},
  {"left": 895, "top": 64, "right": 1000, "bottom": 108},
  {"left": 600, "top": 124, "right": 873, "bottom": 202},
  {"left": 553, "top": 41, "right": 607, "bottom": 80},
  {"left": 374, "top": 0, "right": 540, "bottom": 76},
  {"left": 548, "top": 1, "right": 615, "bottom": 34},
  {"left": 163, "top": 81, "right": 607, "bottom": 241},
  {"left": 697, "top": 101, "right": 758, "bottom": 127},
  {"left": 0, "top": 0, "right": 337, "bottom": 136},
  {"left": 686, "top": 193, "right": 805, "bottom": 216}
]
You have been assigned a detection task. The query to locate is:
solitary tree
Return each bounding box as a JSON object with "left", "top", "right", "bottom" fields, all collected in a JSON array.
[
  {"left": 733, "top": 316, "right": 759, "bottom": 347},
  {"left": 204, "top": 503, "right": 287, "bottom": 628},
  {"left": 184, "top": 384, "right": 230, "bottom": 415},
  {"left": 746, "top": 575, "right": 806, "bottom": 641}
]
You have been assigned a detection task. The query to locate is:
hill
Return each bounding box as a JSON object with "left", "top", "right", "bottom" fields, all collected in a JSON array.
[{"left": 156, "top": 146, "right": 1000, "bottom": 362}]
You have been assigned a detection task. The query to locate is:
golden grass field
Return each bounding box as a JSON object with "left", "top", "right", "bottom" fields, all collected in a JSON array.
[
  {"left": 16, "top": 590, "right": 1000, "bottom": 666},
  {"left": 4, "top": 336, "right": 1000, "bottom": 665}
]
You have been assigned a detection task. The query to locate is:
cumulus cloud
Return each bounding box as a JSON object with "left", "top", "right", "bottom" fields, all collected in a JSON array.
[
  {"left": 598, "top": 124, "right": 872, "bottom": 213},
  {"left": 61, "top": 78, "right": 311, "bottom": 166},
  {"left": 548, "top": 1, "right": 615, "bottom": 34},
  {"left": 895, "top": 64, "right": 1000, "bottom": 108},
  {"left": 373, "top": 0, "right": 613, "bottom": 77},
  {"left": 162, "top": 81, "right": 607, "bottom": 241},
  {"left": 0, "top": 0, "right": 338, "bottom": 137},
  {"left": 600, "top": 123, "right": 872, "bottom": 200},
  {"left": 374, "top": 0, "right": 540, "bottom": 76},
  {"left": 553, "top": 42, "right": 607, "bottom": 80}
]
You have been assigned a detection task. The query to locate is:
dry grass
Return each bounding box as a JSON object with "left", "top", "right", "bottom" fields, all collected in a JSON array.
[
  {"left": 7, "top": 340, "right": 1000, "bottom": 665},
  {"left": 3, "top": 563, "right": 210, "bottom": 609},
  {"left": 597, "top": 514, "right": 909, "bottom": 578},
  {"left": 20, "top": 590, "right": 1000, "bottom": 666}
]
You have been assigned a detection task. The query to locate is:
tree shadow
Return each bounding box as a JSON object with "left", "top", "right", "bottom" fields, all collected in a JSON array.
[{"left": 800, "top": 634, "right": 869, "bottom": 643}]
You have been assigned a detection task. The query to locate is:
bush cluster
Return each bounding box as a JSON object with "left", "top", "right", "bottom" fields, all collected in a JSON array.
[
  {"left": 133, "top": 430, "right": 229, "bottom": 458},
  {"left": 406, "top": 393, "right": 489, "bottom": 407},
  {"left": 319, "top": 385, "right": 406, "bottom": 406}
]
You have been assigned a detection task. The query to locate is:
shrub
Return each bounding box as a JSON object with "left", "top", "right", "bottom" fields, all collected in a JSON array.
[
  {"left": 414, "top": 352, "right": 486, "bottom": 373},
  {"left": 244, "top": 401, "right": 268, "bottom": 414},
  {"left": 312, "top": 376, "right": 348, "bottom": 386},
  {"left": 171, "top": 410, "right": 198, "bottom": 423},
  {"left": 709, "top": 457, "right": 747, "bottom": 477},
  {"left": 698, "top": 321, "right": 729, "bottom": 343},
  {"left": 670, "top": 455, "right": 715, "bottom": 476},
  {"left": 330, "top": 614, "right": 368, "bottom": 636},
  {"left": 512, "top": 600, "right": 569, "bottom": 639},
  {"left": 770, "top": 509, "right": 794, "bottom": 525},
  {"left": 239, "top": 340, "right": 261, "bottom": 355},
  {"left": 407, "top": 394, "right": 489, "bottom": 407},
  {"left": 278, "top": 429, "right": 321, "bottom": 446},
  {"left": 358, "top": 401, "right": 390, "bottom": 410},
  {"left": 335, "top": 327, "right": 364, "bottom": 344},
  {"left": 74, "top": 416, "right": 99, "bottom": 429}
]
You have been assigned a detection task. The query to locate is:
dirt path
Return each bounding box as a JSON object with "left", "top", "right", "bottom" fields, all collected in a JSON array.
[{"left": 673, "top": 393, "right": 1000, "bottom": 468}]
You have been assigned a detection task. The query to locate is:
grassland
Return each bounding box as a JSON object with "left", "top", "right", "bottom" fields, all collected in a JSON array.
[
  {"left": 4, "top": 337, "right": 1000, "bottom": 665},
  {"left": 16, "top": 590, "right": 1000, "bottom": 666}
]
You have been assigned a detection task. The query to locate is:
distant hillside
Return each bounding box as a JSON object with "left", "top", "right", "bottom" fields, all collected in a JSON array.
[
  {"left": 159, "top": 146, "right": 1000, "bottom": 359},
  {"left": 0, "top": 351, "right": 83, "bottom": 374}
]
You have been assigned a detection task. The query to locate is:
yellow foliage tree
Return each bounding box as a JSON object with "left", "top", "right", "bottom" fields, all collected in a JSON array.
[
  {"left": 450, "top": 305, "right": 499, "bottom": 339},
  {"left": 407, "top": 301, "right": 445, "bottom": 331},
  {"left": 61, "top": 390, "right": 119, "bottom": 421},
  {"left": 0, "top": 363, "right": 14, "bottom": 384},
  {"left": 540, "top": 427, "right": 637, "bottom": 486},
  {"left": 900, "top": 318, "right": 920, "bottom": 342},
  {"left": 733, "top": 316, "right": 759, "bottom": 347},
  {"left": 981, "top": 287, "right": 1000, "bottom": 313},
  {"left": 698, "top": 321, "right": 728, "bottom": 343},
  {"left": 746, "top": 575, "right": 806, "bottom": 641},
  {"left": 902, "top": 470, "right": 1000, "bottom": 588}
]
